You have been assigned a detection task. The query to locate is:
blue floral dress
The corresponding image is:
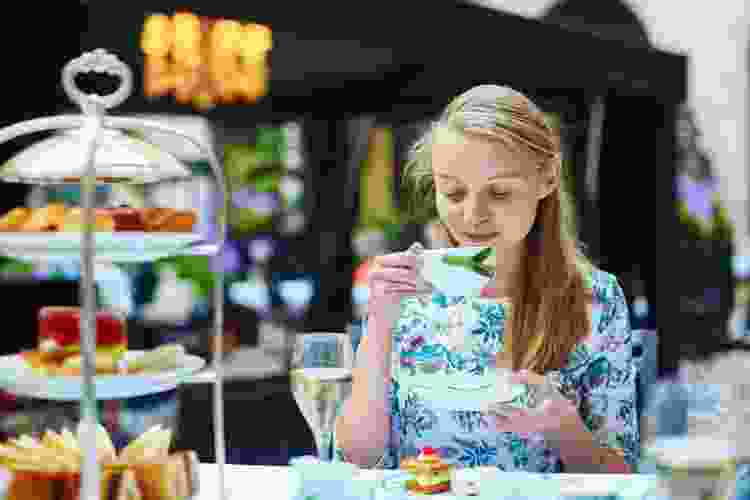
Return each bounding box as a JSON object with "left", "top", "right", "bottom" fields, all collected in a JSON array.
[{"left": 334, "top": 268, "right": 639, "bottom": 472}]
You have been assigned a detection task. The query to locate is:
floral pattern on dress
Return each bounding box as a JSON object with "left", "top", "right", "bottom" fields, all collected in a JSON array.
[{"left": 333, "top": 267, "right": 639, "bottom": 472}]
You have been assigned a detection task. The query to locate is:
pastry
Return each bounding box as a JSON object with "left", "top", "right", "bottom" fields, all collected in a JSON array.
[
  {"left": 0, "top": 207, "right": 31, "bottom": 231},
  {"left": 58, "top": 208, "right": 116, "bottom": 232},
  {"left": 20, "top": 203, "right": 67, "bottom": 231},
  {"left": 37, "top": 307, "right": 127, "bottom": 363},
  {"left": 403, "top": 447, "right": 452, "bottom": 494},
  {"left": 0, "top": 424, "right": 184, "bottom": 500},
  {"left": 106, "top": 208, "right": 145, "bottom": 231},
  {"left": 62, "top": 176, "right": 129, "bottom": 183},
  {"left": 6, "top": 471, "right": 79, "bottom": 500},
  {"left": 161, "top": 211, "right": 196, "bottom": 232},
  {"left": 0, "top": 206, "right": 196, "bottom": 233},
  {"left": 103, "top": 469, "right": 143, "bottom": 500},
  {"left": 132, "top": 451, "right": 199, "bottom": 500},
  {"left": 142, "top": 208, "right": 196, "bottom": 232}
]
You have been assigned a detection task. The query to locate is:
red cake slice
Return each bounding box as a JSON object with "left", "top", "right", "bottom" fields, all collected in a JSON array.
[{"left": 37, "top": 307, "right": 127, "bottom": 362}]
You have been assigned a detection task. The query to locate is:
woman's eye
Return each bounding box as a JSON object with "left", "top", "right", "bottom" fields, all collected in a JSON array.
[
  {"left": 491, "top": 190, "right": 510, "bottom": 200},
  {"left": 444, "top": 192, "right": 465, "bottom": 202}
]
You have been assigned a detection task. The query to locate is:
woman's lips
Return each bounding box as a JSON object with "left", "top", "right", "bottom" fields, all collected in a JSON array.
[{"left": 461, "top": 233, "right": 499, "bottom": 244}]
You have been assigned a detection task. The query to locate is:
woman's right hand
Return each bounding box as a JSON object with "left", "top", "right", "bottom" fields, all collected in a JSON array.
[{"left": 367, "top": 250, "right": 421, "bottom": 333}]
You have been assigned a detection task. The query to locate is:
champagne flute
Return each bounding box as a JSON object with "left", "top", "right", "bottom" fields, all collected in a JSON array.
[{"left": 290, "top": 333, "right": 353, "bottom": 461}]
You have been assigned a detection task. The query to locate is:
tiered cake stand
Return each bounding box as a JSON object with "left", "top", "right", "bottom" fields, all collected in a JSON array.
[{"left": 0, "top": 49, "right": 229, "bottom": 500}]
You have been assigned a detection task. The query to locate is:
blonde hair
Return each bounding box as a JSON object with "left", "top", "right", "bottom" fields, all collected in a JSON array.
[{"left": 402, "top": 85, "right": 591, "bottom": 373}]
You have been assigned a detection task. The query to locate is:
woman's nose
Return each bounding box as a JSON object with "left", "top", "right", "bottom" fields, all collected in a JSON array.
[{"left": 464, "top": 195, "right": 490, "bottom": 226}]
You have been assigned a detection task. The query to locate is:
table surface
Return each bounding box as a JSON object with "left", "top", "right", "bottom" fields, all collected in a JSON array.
[{"left": 196, "top": 464, "right": 661, "bottom": 500}]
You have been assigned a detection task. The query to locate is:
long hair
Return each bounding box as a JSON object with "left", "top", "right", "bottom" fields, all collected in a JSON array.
[{"left": 402, "top": 85, "right": 592, "bottom": 373}]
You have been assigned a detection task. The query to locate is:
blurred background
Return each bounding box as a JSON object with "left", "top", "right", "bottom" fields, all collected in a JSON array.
[{"left": 0, "top": 0, "right": 746, "bottom": 466}]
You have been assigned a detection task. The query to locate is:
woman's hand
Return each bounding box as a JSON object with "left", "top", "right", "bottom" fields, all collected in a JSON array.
[
  {"left": 490, "top": 370, "right": 585, "bottom": 440},
  {"left": 367, "top": 250, "right": 422, "bottom": 333}
]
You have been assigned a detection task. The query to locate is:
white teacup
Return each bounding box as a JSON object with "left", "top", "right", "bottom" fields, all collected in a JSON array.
[
  {"left": 411, "top": 245, "right": 495, "bottom": 299},
  {"left": 644, "top": 436, "right": 737, "bottom": 500}
]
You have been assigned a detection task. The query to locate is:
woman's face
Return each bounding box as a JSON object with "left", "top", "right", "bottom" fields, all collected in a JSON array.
[{"left": 431, "top": 129, "right": 557, "bottom": 250}]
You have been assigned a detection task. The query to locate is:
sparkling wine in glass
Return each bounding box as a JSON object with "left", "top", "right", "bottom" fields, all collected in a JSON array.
[{"left": 290, "top": 334, "right": 353, "bottom": 461}]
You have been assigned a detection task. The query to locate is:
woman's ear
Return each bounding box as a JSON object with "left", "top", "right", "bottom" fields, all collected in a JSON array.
[{"left": 537, "top": 161, "right": 560, "bottom": 200}]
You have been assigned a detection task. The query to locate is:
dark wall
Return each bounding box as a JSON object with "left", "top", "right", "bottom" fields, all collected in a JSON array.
[
  {"left": 597, "top": 95, "right": 680, "bottom": 376},
  {"left": 0, "top": 2, "right": 87, "bottom": 212}
]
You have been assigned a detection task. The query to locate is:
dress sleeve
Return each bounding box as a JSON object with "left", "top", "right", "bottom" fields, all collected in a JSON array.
[
  {"left": 574, "top": 277, "right": 640, "bottom": 468},
  {"left": 332, "top": 320, "right": 402, "bottom": 469}
]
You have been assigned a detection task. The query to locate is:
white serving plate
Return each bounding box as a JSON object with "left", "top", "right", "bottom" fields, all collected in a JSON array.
[
  {"left": 0, "top": 350, "right": 206, "bottom": 400},
  {"left": 0, "top": 232, "right": 213, "bottom": 262}
]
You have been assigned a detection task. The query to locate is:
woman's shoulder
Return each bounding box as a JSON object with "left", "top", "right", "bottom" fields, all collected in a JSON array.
[
  {"left": 580, "top": 265, "right": 630, "bottom": 344},
  {"left": 583, "top": 264, "right": 625, "bottom": 307}
]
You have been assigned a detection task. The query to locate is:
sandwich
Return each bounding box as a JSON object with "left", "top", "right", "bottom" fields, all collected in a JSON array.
[
  {"left": 0, "top": 423, "right": 199, "bottom": 500},
  {"left": 132, "top": 451, "right": 199, "bottom": 500}
]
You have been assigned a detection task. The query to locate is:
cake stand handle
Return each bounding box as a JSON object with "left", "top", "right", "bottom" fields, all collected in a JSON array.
[{"left": 62, "top": 49, "right": 133, "bottom": 115}]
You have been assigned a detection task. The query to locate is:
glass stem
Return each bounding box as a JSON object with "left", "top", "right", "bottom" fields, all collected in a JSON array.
[{"left": 316, "top": 430, "right": 332, "bottom": 462}]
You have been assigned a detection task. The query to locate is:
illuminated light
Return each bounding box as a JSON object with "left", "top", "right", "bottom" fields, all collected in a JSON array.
[
  {"left": 141, "top": 12, "right": 271, "bottom": 110},
  {"left": 141, "top": 14, "right": 173, "bottom": 57}
]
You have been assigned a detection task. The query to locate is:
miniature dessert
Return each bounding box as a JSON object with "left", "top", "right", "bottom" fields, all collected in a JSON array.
[
  {"left": 402, "top": 447, "right": 452, "bottom": 494},
  {"left": 37, "top": 307, "right": 127, "bottom": 362},
  {"left": 59, "top": 208, "right": 116, "bottom": 232},
  {"left": 20, "top": 203, "right": 67, "bottom": 231},
  {"left": 0, "top": 205, "right": 196, "bottom": 233},
  {"left": 22, "top": 316, "right": 186, "bottom": 376},
  {"left": 19, "top": 307, "right": 127, "bottom": 376},
  {"left": 0, "top": 208, "right": 31, "bottom": 231},
  {"left": 1, "top": 424, "right": 198, "bottom": 500},
  {"left": 141, "top": 208, "right": 196, "bottom": 232},
  {"left": 107, "top": 207, "right": 146, "bottom": 231}
]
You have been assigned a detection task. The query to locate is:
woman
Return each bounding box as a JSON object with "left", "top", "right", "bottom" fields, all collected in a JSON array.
[{"left": 334, "top": 85, "right": 637, "bottom": 473}]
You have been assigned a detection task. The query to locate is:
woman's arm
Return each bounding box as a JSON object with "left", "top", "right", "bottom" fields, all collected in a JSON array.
[
  {"left": 554, "top": 278, "right": 639, "bottom": 473},
  {"left": 334, "top": 315, "right": 394, "bottom": 468},
  {"left": 545, "top": 416, "right": 632, "bottom": 473}
]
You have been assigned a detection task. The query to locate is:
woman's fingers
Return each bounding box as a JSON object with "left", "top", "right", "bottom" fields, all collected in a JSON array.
[
  {"left": 368, "top": 268, "right": 417, "bottom": 287},
  {"left": 372, "top": 252, "right": 418, "bottom": 270}
]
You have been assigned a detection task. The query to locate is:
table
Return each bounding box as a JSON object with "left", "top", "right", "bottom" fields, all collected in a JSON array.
[{"left": 196, "top": 464, "right": 661, "bottom": 500}]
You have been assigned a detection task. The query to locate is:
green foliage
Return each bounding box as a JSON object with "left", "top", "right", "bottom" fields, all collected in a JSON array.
[
  {"left": 677, "top": 198, "right": 734, "bottom": 243},
  {"left": 154, "top": 255, "right": 216, "bottom": 299}
]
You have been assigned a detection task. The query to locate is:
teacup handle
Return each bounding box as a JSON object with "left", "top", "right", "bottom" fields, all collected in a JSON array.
[{"left": 62, "top": 49, "right": 133, "bottom": 115}]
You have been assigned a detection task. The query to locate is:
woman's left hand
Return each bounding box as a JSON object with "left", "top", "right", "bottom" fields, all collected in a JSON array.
[{"left": 490, "top": 370, "right": 585, "bottom": 439}]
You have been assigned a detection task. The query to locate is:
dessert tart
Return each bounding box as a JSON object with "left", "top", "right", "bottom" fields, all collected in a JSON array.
[{"left": 402, "top": 447, "right": 452, "bottom": 495}]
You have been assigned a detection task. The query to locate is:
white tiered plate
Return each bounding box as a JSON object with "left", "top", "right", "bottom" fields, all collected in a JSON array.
[
  {"left": 0, "top": 350, "right": 206, "bottom": 400},
  {"left": 0, "top": 232, "right": 215, "bottom": 262}
]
